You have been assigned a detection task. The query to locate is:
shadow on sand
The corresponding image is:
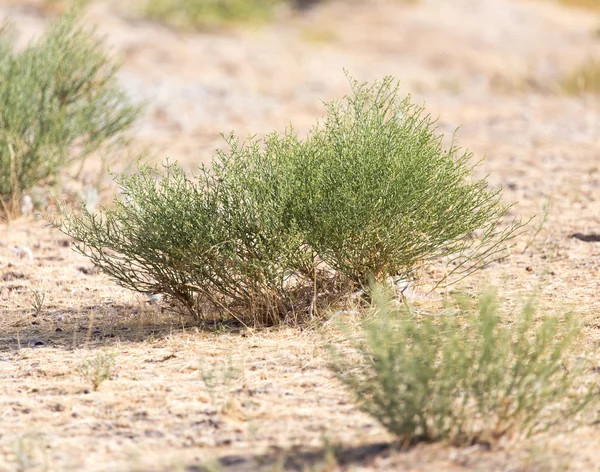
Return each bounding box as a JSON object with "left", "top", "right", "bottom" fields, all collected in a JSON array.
[
  {"left": 571, "top": 232, "right": 600, "bottom": 242},
  {"left": 0, "top": 302, "right": 242, "bottom": 352},
  {"left": 191, "top": 441, "right": 394, "bottom": 472}
]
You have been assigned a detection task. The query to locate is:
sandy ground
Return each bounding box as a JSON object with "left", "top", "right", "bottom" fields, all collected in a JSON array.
[{"left": 1, "top": 0, "right": 600, "bottom": 470}]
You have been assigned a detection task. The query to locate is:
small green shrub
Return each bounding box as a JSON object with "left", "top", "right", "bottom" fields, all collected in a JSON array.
[
  {"left": 0, "top": 14, "right": 141, "bottom": 215},
  {"left": 78, "top": 351, "right": 117, "bottom": 391},
  {"left": 328, "top": 286, "right": 597, "bottom": 446},
  {"left": 58, "top": 75, "right": 523, "bottom": 324},
  {"left": 28, "top": 288, "right": 46, "bottom": 316}
]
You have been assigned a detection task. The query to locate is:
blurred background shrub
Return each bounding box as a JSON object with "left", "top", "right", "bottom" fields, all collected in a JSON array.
[{"left": 0, "top": 14, "right": 141, "bottom": 217}]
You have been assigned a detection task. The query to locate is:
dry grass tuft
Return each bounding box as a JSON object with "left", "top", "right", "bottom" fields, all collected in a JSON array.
[
  {"left": 558, "top": 0, "right": 600, "bottom": 10},
  {"left": 562, "top": 57, "right": 600, "bottom": 95}
]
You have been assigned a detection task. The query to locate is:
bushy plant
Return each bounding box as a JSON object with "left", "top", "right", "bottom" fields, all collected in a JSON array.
[
  {"left": 59, "top": 134, "right": 310, "bottom": 323},
  {"left": 290, "top": 76, "right": 521, "bottom": 286},
  {"left": 0, "top": 14, "right": 141, "bottom": 215},
  {"left": 58, "top": 75, "right": 523, "bottom": 324},
  {"left": 328, "top": 286, "right": 597, "bottom": 446}
]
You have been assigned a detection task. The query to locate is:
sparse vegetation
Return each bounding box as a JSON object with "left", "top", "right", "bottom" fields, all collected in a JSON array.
[
  {"left": 300, "top": 26, "right": 339, "bottom": 44},
  {"left": 28, "top": 288, "right": 46, "bottom": 316},
  {"left": 562, "top": 57, "right": 600, "bottom": 95},
  {"left": 141, "top": 0, "right": 302, "bottom": 30},
  {"left": 77, "top": 351, "right": 117, "bottom": 391},
  {"left": 57, "top": 75, "right": 523, "bottom": 324},
  {"left": 35, "top": 0, "right": 92, "bottom": 15},
  {"left": 12, "top": 433, "right": 49, "bottom": 472},
  {"left": 200, "top": 355, "right": 244, "bottom": 414},
  {"left": 39, "top": 0, "right": 328, "bottom": 30},
  {"left": 0, "top": 13, "right": 141, "bottom": 216},
  {"left": 558, "top": 0, "right": 600, "bottom": 10},
  {"left": 328, "top": 285, "right": 597, "bottom": 446},
  {"left": 522, "top": 199, "right": 551, "bottom": 253}
]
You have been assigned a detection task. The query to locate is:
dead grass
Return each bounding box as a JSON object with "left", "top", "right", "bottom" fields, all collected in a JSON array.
[
  {"left": 562, "top": 57, "right": 600, "bottom": 95},
  {"left": 558, "top": 0, "right": 600, "bottom": 10}
]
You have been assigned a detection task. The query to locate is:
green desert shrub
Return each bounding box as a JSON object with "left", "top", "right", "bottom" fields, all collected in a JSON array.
[
  {"left": 58, "top": 75, "right": 522, "bottom": 324},
  {"left": 328, "top": 286, "right": 597, "bottom": 446},
  {"left": 59, "top": 136, "right": 311, "bottom": 323},
  {"left": 0, "top": 14, "right": 141, "bottom": 215},
  {"left": 290, "top": 76, "right": 521, "bottom": 286}
]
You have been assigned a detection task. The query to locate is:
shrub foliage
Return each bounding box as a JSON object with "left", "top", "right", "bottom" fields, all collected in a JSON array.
[
  {"left": 0, "top": 14, "right": 141, "bottom": 214},
  {"left": 328, "top": 286, "right": 597, "bottom": 446},
  {"left": 59, "top": 135, "right": 310, "bottom": 324},
  {"left": 59, "top": 75, "right": 523, "bottom": 324},
  {"left": 290, "top": 77, "right": 518, "bottom": 284}
]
